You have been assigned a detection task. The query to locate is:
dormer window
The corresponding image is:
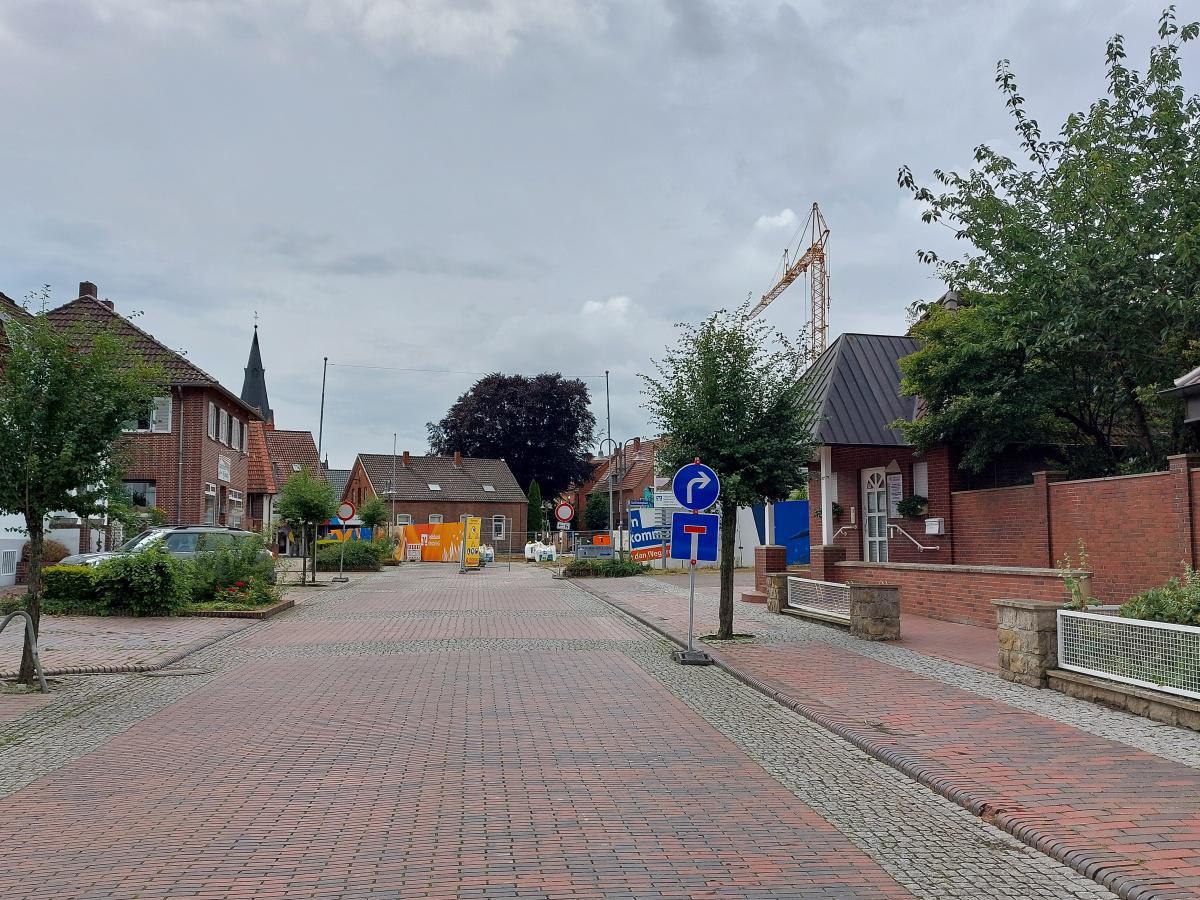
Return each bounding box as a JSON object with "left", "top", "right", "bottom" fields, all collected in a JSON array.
[
  {"left": 482, "top": 483, "right": 495, "bottom": 492},
  {"left": 292, "top": 463, "right": 302, "bottom": 472},
  {"left": 428, "top": 483, "right": 441, "bottom": 491}
]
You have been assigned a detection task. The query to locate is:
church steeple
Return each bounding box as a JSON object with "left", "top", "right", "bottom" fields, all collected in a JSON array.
[{"left": 240, "top": 324, "right": 273, "bottom": 426}]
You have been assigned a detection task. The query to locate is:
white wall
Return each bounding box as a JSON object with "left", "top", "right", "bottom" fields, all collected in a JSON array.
[{"left": 0, "top": 513, "right": 27, "bottom": 587}]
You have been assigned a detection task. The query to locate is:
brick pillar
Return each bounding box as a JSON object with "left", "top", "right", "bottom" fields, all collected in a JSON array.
[
  {"left": 743, "top": 545, "right": 786, "bottom": 604},
  {"left": 1032, "top": 471, "right": 1067, "bottom": 567},
  {"left": 992, "top": 598, "right": 1060, "bottom": 688},
  {"left": 1168, "top": 454, "right": 1200, "bottom": 570},
  {"left": 765, "top": 572, "right": 791, "bottom": 613},
  {"left": 809, "top": 544, "right": 846, "bottom": 583},
  {"left": 848, "top": 583, "right": 900, "bottom": 641}
]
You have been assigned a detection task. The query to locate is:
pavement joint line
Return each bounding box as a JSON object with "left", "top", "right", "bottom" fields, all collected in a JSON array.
[{"left": 568, "top": 577, "right": 1172, "bottom": 900}]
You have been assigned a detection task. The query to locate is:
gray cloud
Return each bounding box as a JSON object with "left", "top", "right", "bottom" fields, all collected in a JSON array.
[{"left": 0, "top": 0, "right": 1184, "bottom": 467}]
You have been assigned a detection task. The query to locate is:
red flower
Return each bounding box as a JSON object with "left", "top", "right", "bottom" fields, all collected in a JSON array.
[{"left": 235, "top": 581, "right": 245, "bottom": 588}]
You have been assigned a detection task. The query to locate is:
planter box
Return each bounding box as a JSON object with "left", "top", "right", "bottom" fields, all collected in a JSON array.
[
  {"left": 185, "top": 596, "right": 295, "bottom": 620},
  {"left": 1057, "top": 609, "right": 1200, "bottom": 701}
]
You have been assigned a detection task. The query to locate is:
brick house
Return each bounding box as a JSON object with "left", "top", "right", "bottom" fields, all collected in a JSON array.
[
  {"left": 567, "top": 439, "right": 661, "bottom": 530},
  {"left": 46, "top": 282, "right": 260, "bottom": 528},
  {"left": 342, "top": 451, "right": 527, "bottom": 541}
]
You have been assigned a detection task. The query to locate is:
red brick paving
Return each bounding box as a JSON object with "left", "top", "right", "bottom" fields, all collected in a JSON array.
[
  {"left": 239, "top": 614, "right": 645, "bottom": 645},
  {"left": 0, "top": 575, "right": 911, "bottom": 898},
  {"left": 581, "top": 578, "right": 1200, "bottom": 898}
]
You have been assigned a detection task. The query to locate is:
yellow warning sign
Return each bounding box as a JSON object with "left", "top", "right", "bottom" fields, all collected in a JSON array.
[{"left": 464, "top": 516, "right": 482, "bottom": 569}]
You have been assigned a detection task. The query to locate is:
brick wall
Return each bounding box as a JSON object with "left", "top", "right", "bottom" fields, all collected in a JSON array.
[
  {"left": 835, "top": 561, "right": 1071, "bottom": 627},
  {"left": 951, "top": 480, "right": 1051, "bottom": 567},
  {"left": 120, "top": 387, "right": 251, "bottom": 525}
]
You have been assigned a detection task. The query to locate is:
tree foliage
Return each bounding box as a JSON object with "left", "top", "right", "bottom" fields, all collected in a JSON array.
[
  {"left": 898, "top": 8, "right": 1200, "bottom": 475},
  {"left": 526, "top": 479, "right": 545, "bottom": 534},
  {"left": 427, "top": 373, "right": 595, "bottom": 500},
  {"left": 0, "top": 294, "right": 164, "bottom": 682},
  {"left": 642, "top": 304, "right": 814, "bottom": 639},
  {"left": 583, "top": 493, "right": 609, "bottom": 531},
  {"left": 276, "top": 468, "right": 336, "bottom": 583},
  {"left": 357, "top": 495, "right": 389, "bottom": 532}
]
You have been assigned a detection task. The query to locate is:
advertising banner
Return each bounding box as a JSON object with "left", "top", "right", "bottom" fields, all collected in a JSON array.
[
  {"left": 629, "top": 509, "right": 666, "bottom": 562},
  {"left": 463, "top": 516, "right": 482, "bottom": 569},
  {"left": 402, "top": 523, "right": 465, "bottom": 562}
]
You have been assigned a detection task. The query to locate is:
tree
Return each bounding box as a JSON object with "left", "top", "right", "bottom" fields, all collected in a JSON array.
[
  {"left": 0, "top": 296, "right": 163, "bottom": 684},
  {"left": 357, "top": 495, "right": 389, "bottom": 534},
  {"left": 583, "top": 494, "right": 609, "bottom": 531},
  {"left": 643, "top": 304, "right": 814, "bottom": 639},
  {"left": 527, "top": 479, "right": 545, "bottom": 535},
  {"left": 276, "top": 469, "right": 336, "bottom": 584},
  {"left": 898, "top": 8, "right": 1200, "bottom": 476},
  {"left": 427, "top": 373, "right": 596, "bottom": 499}
]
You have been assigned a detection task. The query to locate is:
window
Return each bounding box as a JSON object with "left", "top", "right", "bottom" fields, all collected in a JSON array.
[
  {"left": 127, "top": 396, "right": 172, "bottom": 433},
  {"left": 228, "top": 490, "right": 244, "bottom": 527},
  {"left": 428, "top": 483, "right": 441, "bottom": 492},
  {"left": 164, "top": 533, "right": 198, "bottom": 553},
  {"left": 208, "top": 402, "right": 217, "bottom": 440},
  {"left": 242, "top": 423, "right": 248, "bottom": 453},
  {"left": 492, "top": 515, "right": 505, "bottom": 539},
  {"left": 482, "top": 483, "right": 495, "bottom": 493},
  {"left": 219, "top": 409, "right": 230, "bottom": 445},
  {"left": 396, "top": 513, "right": 412, "bottom": 526},
  {"left": 292, "top": 463, "right": 302, "bottom": 472},
  {"left": 428, "top": 514, "right": 443, "bottom": 524},
  {"left": 912, "top": 461, "right": 929, "bottom": 498},
  {"left": 123, "top": 480, "right": 156, "bottom": 509},
  {"left": 203, "top": 483, "right": 217, "bottom": 526},
  {"left": 231, "top": 418, "right": 241, "bottom": 453},
  {"left": 0, "top": 550, "right": 15, "bottom": 576}
]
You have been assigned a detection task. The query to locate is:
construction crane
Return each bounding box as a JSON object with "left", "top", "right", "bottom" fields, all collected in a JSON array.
[{"left": 748, "top": 201, "right": 830, "bottom": 357}]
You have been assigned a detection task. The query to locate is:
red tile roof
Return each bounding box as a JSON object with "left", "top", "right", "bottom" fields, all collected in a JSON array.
[
  {"left": 265, "top": 429, "right": 320, "bottom": 488},
  {"left": 45, "top": 295, "right": 259, "bottom": 416},
  {"left": 246, "top": 420, "right": 276, "bottom": 495}
]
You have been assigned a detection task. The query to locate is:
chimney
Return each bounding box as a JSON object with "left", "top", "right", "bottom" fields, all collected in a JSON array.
[
  {"left": 79, "top": 281, "right": 97, "bottom": 299},
  {"left": 453, "top": 451, "right": 462, "bottom": 468},
  {"left": 99, "top": 298, "right": 114, "bottom": 311},
  {"left": 402, "top": 450, "right": 410, "bottom": 467}
]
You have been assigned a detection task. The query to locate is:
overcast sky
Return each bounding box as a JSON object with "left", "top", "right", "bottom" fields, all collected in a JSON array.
[{"left": 0, "top": 0, "right": 1184, "bottom": 469}]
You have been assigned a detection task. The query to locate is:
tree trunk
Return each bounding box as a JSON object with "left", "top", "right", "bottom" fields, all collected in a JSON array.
[
  {"left": 299, "top": 526, "right": 307, "bottom": 585},
  {"left": 717, "top": 496, "right": 736, "bottom": 640},
  {"left": 17, "top": 517, "right": 45, "bottom": 685},
  {"left": 1121, "top": 373, "right": 1158, "bottom": 462},
  {"left": 310, "top": 523, "right": 318, "bottom": 584}
]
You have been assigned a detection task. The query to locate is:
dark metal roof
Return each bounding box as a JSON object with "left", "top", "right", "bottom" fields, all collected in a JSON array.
[
  {"left": 356, "top": 453, "right": 526, "bottom": 504},
  {"left": 240, "top": 326, "right": 272, "bottom": 423},
  {"left": 324, "top": 468, "right": 351, "bottom": 499},
  {"left": 799, "top": 333, "right": 921, "bottom": 446}
]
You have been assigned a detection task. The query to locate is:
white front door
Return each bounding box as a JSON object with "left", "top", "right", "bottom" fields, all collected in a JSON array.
[{"left": 862, "top": 468, "right": 888, "bottom": 562}]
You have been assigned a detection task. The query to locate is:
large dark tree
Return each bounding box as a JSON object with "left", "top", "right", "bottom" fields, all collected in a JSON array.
[
  {"left": 898, "top": 8, "right": 1200, "bottom": 476},
  {"left": 427, "top": 373, "right": 596, "bottom": 499}
]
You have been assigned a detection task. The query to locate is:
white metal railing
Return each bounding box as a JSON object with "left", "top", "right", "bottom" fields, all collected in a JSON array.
[
  {"left": 1057, "top": 609, "right": 1200, "bottom": 701},
  {"left": 787, "top": 576, "right": 851, "bottom": 617},
  {"left": 886, "top": 523, "right": 940, "bottom": 552}
]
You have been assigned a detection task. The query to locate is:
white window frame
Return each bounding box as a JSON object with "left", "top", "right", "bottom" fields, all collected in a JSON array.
[
  {"left": 0, "top": 549, "right": 16, "bottom": 576},
  {"left": 228, "top": 490, "right": 244, "bottom": 527},
  {"left": 219, "top": 409, "right": 230, "bottom": 445},
  {"left": 396, "top": 513, "right": 412, "bottom": 526},
  {"left": 912, "top": 461, "right": 929, "bottom": 498},
  {"left": 482, "top": 483, "right": 495, "bottom": 493},
  {"left": 428, "top": 514, "right": 443, "bottom": 524},
  {"left": 231, "top": 418, "right": 241, "bottom": 453},
  {"left": 203, "top": 482, "right": 218, "bottom": 526},
  {"left": 241, "top": 422, "right": 249, "bottom": 453},
  {"left": 428, "top": 483, "right": 441, "bottom": 492},
  {"left": 208, "top": 402, "right": 217, "bottom": 440},
  {"left": 492, "top": 515, "right": 505, "bottom": 539},
  {"left": 862, "top": 468, "right": 889, "bottom": 563}
]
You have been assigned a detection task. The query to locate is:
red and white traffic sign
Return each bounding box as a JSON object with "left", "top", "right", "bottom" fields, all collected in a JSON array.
[
  {"left": 553, "top": 501, "right": 575, "bottom": 523},
  {"left": 336, "top": 501, "right": 356, "bottom": 523}
]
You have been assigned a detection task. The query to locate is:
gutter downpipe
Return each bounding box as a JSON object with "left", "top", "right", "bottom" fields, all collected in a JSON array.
[
  {"left": 820, "top": 445, "right": 833, "bottom": 546},
  {"left": 176, "top": 386, "right": 185, "bottom": 525}
]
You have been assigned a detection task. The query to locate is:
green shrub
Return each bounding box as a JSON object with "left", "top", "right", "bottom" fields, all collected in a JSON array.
[
  {"left": 562, "top": 558, "right": 648, "bottom": 578},
  {"left": 316, "top": 539, "right": 339, "bottom": 548},
  {"left": 95, "top": 547, "right": 192, "bottom": 616},
  {"left": 1121, "top": 567, "right": 1200, "bottom": 626},
  {"left": 190, "top": 534, "right": 278, "bottom": 604},
  {"left": 41, "top": 565, "right": 103, "bottom": 615},
  {"left": 202, "top": 575, "right": 279, "bottom": 609},
  {"left": 315, "top": 539, "right": 382, "bottom": 571}
]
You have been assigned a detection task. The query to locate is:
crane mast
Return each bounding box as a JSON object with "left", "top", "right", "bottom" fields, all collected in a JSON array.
[{"left": 748, "top": 201, "right": 830, "bottom": 357}]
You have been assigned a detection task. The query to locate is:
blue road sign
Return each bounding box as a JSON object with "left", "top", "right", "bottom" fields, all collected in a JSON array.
[
  {"left": 672, "top": 462, "right": 720, "bottom": 511},
  {"left": 670, "top": 512, "right": 719, "bottom": 562}
]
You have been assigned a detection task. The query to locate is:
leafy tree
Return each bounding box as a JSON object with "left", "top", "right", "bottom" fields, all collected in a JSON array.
[
  {"left": 643, "top": 304, "right": 814, "bottom": 639},
  {"left": 584, "top": 493, "right": 610, "bottom": 531},
  {"left": 357, "top": 495, "right": 389, "bottom": 534},
  {"left": 0, "top": 293, "right": 163, "bottom": 684},
  {"left": 276, "top": 468, "right": 336, "bottom": 583},
  {"left": 898, "top": 8, "right": 1200, "bottom": 475},
  {"left": 527, "top": 479, "right": 545, "bottom": 534},
  {"left": 427, "top": 373, "right": 595, "bottom": 499}
]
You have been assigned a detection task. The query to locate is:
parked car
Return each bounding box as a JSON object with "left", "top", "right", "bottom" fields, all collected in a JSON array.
[{"left": 61, "top": 525, "right": 276, "bottom": 581}]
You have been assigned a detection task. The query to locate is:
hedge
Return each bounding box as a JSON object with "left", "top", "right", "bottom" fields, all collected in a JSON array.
[
  {"left": 315, "top": 540, "right": 384, "bottom": 571},
  {"left": 562, "top": 558, "right": 648, "bottom": 578},
  {"left": 95, "top": 547, "right": 192, "bottom": 616},
  {"left": 42, "top": 565, "right": 104, "bottom": 615}
]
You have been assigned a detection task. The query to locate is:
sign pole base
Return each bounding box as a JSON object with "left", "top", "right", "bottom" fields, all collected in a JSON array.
[{"left": 672, "top": 558, "right": 712, "bottom": 666}]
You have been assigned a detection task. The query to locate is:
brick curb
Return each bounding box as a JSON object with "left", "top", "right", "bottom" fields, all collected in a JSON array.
[
  {"left": 0, "top": 616, "right": 260, "bottom": 680},
  {"left": 570, "top": 579, "right": 1180, "bottom": 900},
  {"left": 184, "top": 597, "right": 295, "bottom": 620}
]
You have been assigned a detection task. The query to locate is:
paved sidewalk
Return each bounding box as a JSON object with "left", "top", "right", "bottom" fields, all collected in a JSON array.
[
  {"left": 0, "top": 565, "right": 1114, "bottom": 898},
  {"left": 579, "top": 575, "right": 1200, "bottom": 899}
]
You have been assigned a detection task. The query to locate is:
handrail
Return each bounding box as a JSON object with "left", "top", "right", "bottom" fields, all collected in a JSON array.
[
  {"left": 0, "top": 611, "right": 49, "bottom": 693},
  {"left": 887, "top": 524, "right": 940, "bottom": 552}
]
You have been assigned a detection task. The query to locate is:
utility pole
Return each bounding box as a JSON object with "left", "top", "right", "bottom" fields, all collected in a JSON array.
[
  {"left": 605, "top": 370, "right": 613, "bottom": 540},
  {"left": 317, "top": 356, "right": 328, "bottom": 461}
]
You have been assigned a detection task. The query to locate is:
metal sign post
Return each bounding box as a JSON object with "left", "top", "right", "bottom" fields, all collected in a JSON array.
[
  {"left": 669, "top": 459, "right": 719, "bottom": 666},
  {"left": 333, "top": 501, "right": 355, "bottom": 583}
]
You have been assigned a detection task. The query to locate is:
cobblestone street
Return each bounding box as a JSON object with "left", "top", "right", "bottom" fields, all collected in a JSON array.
[{"left": 0, "top": 566, "right": 1122, "bottom": 898}]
